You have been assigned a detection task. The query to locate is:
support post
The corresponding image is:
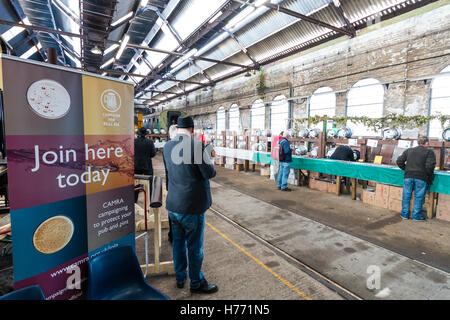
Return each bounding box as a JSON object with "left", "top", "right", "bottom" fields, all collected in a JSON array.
[
  {"left": 427, "top": 192, "right": 436, "bottom": 219},
  {"left": 351, "top": 178, "right": 357, "bottom": 200},
  {"left": 336, "top": 176, "right": 342, "bottom": 196}
]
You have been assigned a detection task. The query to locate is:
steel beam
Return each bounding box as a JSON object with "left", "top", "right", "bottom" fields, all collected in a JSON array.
[
  {"left": 263, "top": 2, "right": 353, "bottom": 37},
  {"left": 101, "top": 68, "right": 205, "bottom": 85},
  {"left": 224, "top": 28, "right": 259, "bottom": 68},
  {"left": 135, "top": 0, "right": 242, "bottom": 92},
  {"left": 332, "top": 0, "right": 356, "bottom": 38}
]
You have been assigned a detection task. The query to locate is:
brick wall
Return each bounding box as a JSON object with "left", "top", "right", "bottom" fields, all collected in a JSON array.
[{"left": 162, "top": 3, "right": 450, "bottom": 136}]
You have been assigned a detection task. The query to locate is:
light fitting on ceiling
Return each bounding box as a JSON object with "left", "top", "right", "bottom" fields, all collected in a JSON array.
[{"left": 91, "top": 45, "right": 102, "bottom": 55}]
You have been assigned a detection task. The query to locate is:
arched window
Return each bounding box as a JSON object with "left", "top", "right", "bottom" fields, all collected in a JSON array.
[
  {"left": 429, "top": 65, "right": 450, "bottom": 139},
  {"left": 228, "top": 104, "right": 240, "bottom": 132},
  {"left": 347, "top": 78, "right": 384, "bottom": 137},
  {"left": 309, "top": 87, "right": 336, "bottom": 130},
  {"left": 270, "top": 95, "right": 289, "bottom": 136},
  {"left": 251, "top": 99, "right": 265, "bottom": 130},
  {"left": 216, "top": 107, "right": 226, "bottom": 133}
]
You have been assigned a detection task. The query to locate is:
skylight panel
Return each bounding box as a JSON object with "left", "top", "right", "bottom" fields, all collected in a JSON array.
[{"left": 171, "top": 0, "right": 227, "bottom": 40}]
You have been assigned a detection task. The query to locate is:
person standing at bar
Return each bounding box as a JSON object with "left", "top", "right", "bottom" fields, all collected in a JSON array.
[
  {"left": 134, "top": 127, "right": 156, "bottom": 202},
  {"left": 278, "top": 131, "right": 293, "bottom": 192},
  {"left": 163, "top": 116, "right": 218, "bottom": 294},
  {"left": 396, "top": 137, "right": 436, "bottom": 221}
]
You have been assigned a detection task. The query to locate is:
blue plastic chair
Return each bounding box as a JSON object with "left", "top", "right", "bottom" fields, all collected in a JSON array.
[
  {"left": 87, "top": 245, "right": 170, "bottom": 300},
  {"left": 0, "top": 285, "right": 46, "bottom": 300}
]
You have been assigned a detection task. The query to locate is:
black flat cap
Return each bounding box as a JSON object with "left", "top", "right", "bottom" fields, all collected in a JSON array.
[
  {"left": 137, "top": 127, "right": 148, "bottom": 136},
  {"left": 177, "top": 116, "right": 194, "bottom": 129}
]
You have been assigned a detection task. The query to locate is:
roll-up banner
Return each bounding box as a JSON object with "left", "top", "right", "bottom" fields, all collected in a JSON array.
[{"left": 0, "top": 54, "right": 135, "bottom": 300}]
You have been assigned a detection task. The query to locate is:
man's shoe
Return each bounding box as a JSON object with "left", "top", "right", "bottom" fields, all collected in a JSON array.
[
  {"left": 400, "top": 215, "right": 409, "bottom": 220},
  {"left": 176, "top": 282, "right": 185, "bottom": 289},
  {"left": 413, "top": 217, "right": 426, "bottom": 222},
  {"left": 190, "top": 281, "right": 218, "bottom": 294},
  {"left": 278, "top": 187, "right": 281, "bottom": 190},
  {"left": 281, "top": 188, "right": 292, "bottom": 192}
]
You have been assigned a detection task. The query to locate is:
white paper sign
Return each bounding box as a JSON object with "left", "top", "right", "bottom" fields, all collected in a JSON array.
[
  {"left": 367, "top": 139, "right": 379, "bottom": 148},
  {"left": 398, "top": 140, "right": 412, "bottom": 149},
  {"left": 348, "top": 139, "right": 358, "bottom": 146},
  {"left": 412, "top": 140, "right": 418, "bottom": 148}
]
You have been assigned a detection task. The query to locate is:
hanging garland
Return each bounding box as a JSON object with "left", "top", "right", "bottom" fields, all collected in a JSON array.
[{"left": 293, "top": 114, "right": 450, "bottom": 131}]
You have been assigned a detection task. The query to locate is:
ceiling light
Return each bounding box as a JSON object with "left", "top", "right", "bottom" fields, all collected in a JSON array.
[
  {"left": 91, "top": 45, "right": 102, "bottom": 55},
  {"left": 140, "top": 0, "right": 149, "bottom": 7},
  {"left": 101, "top": 57, "right": 115, "bottom": 69},
  {"left": 20, "top": 42, "right": 42, "bottom": 59},
  {"left": 111, "top": 11, "right": 133, "bottom": 27},
  {"left": 115, "top": 35, "right": 130, "bottom": 60},
  {"left": 104, "top": 44, "right": 119, "bottom": 55},
  {"left": 255, "top": 0, "right": 268, "bottom": 7}
]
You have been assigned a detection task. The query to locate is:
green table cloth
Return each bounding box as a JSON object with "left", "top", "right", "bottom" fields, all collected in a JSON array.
[{"left": 252, "top": 152, "right": 450, "bottom": 195}]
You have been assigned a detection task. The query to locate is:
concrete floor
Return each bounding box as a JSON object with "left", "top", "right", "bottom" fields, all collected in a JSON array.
[
  {"left": 146, "top": 154, "right": 450, "bottom": 300},
  {"left": 212, "top": 166, "right": 450, "bottom": 272}
]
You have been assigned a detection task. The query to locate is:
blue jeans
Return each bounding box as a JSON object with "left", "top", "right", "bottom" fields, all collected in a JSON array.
[
  {"left": 168, "top": 211, "right": 205, "bottom": 288},
  {"left": 278, "top": 162, "right": 291, "bottom": 190},
  {"left": 401, "top": 178, "right": 427, "bottom": 220}
]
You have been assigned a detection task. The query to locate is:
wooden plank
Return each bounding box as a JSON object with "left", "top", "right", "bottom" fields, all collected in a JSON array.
[
  {"left": 351, "top": 178, "right": 357, "bottom": 200},
  {"left": 141, "top": 262, "right": 175, "bottom": 276},
  {"left": 336, "top": 176, "right": 341, "bottom": 196},
  {"left": 427, "top": 192, "right": 436, "bottom": 219}
]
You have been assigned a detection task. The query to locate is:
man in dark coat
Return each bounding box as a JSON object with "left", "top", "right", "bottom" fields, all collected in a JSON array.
[
  {"left": 134, "top": 127, "right": 156, "bottom": 202},
  {"left": 329, "top": 145, "right": 360, "bottom": 191},
  {"left": 163, "top": 116, "right": 218, "bottom": 294},
  {"left": 396, "top": 138, "right": 436, "bottom": 221},
  {"left": 330, "top": 145, "right": 358, "bottom": 162},
  {"left": 134, "top": 127, "right": 156, "bottom": 176}
]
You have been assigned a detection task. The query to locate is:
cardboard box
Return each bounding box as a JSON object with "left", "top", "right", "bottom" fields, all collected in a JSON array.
[
  {"left": 389, "top": 185, "right": 404, "bottom": 201},
  {"left": 436, "top": 205, "right": 450, "bottom": 222},
  {"left": 362, "top": 189, "right": 377, "bottom": 206},
  {"left": 375, "top": 184, "right": 390, "bottom": 209},
  {"left": 388, "top": 197, "right": 416, "bottom": 215},
  {"left": 437, "top": 194, "right": 450, "bottom": 208},
  {"left": 309, "top": 179, "right": 329, "bottom": 192},
  {"left": 388, "top": 199, "right": 403, "bottom": 213},
  {"left": 260, "top": 167, "right": 271, "bottom": 177},
  {"left": 327, "top": 182, "right": 337, "bottom": 194}
]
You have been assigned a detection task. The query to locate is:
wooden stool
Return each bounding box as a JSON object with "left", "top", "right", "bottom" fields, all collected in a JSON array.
[{"left": 139, "top": 176, "right": 174, "bottom": 276}]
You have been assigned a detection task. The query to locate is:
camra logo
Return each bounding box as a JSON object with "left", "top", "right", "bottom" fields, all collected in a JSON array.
[{"left": 101, "top": 89, "right": 122, "bottom": 113}]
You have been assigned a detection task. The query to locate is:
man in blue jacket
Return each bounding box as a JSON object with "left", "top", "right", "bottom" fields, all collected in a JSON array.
[
  {"left": 163, "top": 116, "right": 218, "bottom": 294},
  {"left": 278, "top": 131, "right": 293, "bottom": 192}
]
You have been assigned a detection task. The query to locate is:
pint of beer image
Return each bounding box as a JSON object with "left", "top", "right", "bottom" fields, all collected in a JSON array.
[{"left": 33, "top": 216, "right": 74, "bottom": 254}]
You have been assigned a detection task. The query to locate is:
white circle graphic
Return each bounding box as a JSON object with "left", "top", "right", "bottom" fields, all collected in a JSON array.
[
  {"left": 26, "top": 79, "right": 71, "bottom": 119},
  {"left": 101, "top": 89, "right": 122, "bottom": 113}
]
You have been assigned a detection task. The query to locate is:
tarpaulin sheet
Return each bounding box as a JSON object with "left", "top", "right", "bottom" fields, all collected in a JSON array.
[{"left": 251, "top": 152, "right": 450, "bottom": 195}]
